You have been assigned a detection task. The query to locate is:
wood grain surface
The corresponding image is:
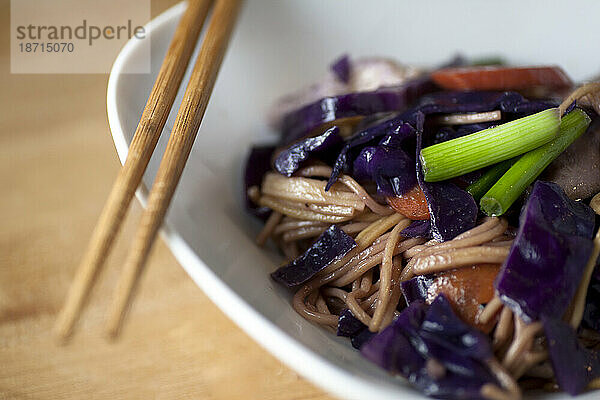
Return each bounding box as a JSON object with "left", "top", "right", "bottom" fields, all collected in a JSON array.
[{"left": 0, "top": 1, "right": 335, "bottom": 399}]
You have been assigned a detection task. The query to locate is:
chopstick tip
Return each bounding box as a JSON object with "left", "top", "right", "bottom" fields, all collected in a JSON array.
[
  {"left": 104, "top": 326, "right": 121, "bottom": 341},
  {"left": 104, "top": 301, "right": 128, "bottom": 340},
  {"left": 53, "top": 303, "right": 79, "bottom": 344}
]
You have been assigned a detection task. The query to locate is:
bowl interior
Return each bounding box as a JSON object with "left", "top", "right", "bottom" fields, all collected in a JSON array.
[{"left": 107, "top": 1, "right": 600, "bottom": 399}]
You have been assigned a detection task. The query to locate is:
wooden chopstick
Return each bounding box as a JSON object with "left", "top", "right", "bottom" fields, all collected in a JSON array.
[
  {"left": 54, "top": 0, "right": 214, "bottom": 340},
  {"left": 105, "top": 0, "right": 242, "bottom": 337}
]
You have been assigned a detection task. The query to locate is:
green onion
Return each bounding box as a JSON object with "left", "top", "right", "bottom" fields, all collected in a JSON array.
[
  {"left": 469, "top": 56, "right": 505, "bottom": 66},
  {"left": 480, "top": 108, "right": 591, "bottom": 216},
  {"left": 420, "top": 108, "right": 561, "bottom": 182},
  {"left": 466, "top": 158, "right": 517, "bottom": 202}
]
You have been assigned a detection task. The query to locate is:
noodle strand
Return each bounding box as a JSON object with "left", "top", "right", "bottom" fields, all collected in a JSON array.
[{"left": 369, "top": 219, "right": 410, "bottom": 332}]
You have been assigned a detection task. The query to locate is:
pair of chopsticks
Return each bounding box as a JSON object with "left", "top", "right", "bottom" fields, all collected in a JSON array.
[{"left": 54, "top": 0, "right": 242, "bottom": 340}]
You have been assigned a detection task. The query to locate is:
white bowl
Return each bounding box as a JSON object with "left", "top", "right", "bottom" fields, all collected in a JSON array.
[{"left": 107, "top": 2, "right": 600, "bottom": 399}]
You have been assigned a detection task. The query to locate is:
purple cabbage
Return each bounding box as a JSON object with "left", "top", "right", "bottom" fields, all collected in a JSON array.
[
  {"left": 419, "top": 295, "right": 493, "bottom": 360},
  {"left": 352, "top": 143, "right": 416, "bottom": 197},
  {"left": 337, "top": 309, "right": 375, "bottom": 349},
  {"left": 495, "top": 181, "right": 595, "bottom": 322},
  {"left": 349, "top": 146, "right": 375, "bottom": 182},
  {"left": 326, "top": 115, "right": 415, "bottom": 191},
  {"left": 331, "top": 54, "right": 351, "bottom": 83},
  {"left": 361, "top": 301, "right": 427, "bottom": 372},
  {"left": 273, "top": 126, "right": 343, "bottom": 177},
  {"left": 543, "top": 317, "right": 600, "bottom": 395},
  {"left": 401, "top": 275, "right": 434, "bottom": 305},
  {"left": 337, "top": 308, "right": 364, "bottom": 337},
  {"left": 402, "top": 90, "right": 556, "bottom": 124},
  {"left": 533, "top": 181, "right": 595, "bottom": 237},
  {"left": 415, "top": 113, "right": 478, "bottom": 241},
  {"left": 419, "top": 182, "right": 478, "bottom": 242},
  {"left": 361, "top": 295, "right": 497, "bottom": 400},
  {"left": 401, "top": 220, "right": 432, "bottom": 239},
  {"left": 351, "top": 328, "right": 377, "bottom": 350},
  {"left": 280, "top": 76, "right": 437, "bottom": 145},
  {"left": 271, "top": 225, "right": 357, "bottom": 287},
  {"left": 244, "top": 145, "right": 276, "bottom": 219},
  {"left": 582, "top": 264, "right": 600, "bottom": 332}
]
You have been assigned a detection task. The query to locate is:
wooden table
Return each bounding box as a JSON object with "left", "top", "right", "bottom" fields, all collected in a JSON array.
[{"left": 0, "top": 1, "right": 334, "bottom": 398}]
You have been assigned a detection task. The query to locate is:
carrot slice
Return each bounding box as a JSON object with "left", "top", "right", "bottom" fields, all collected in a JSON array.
[
  {"left": 431, "top": 66, "right": 572, "bottom": 91},
  {"left": 386, "top": 186, "right": 430, "bottom": 220},
  {"left": 426, "top": 264, "right": 500, "bottom": 333}
]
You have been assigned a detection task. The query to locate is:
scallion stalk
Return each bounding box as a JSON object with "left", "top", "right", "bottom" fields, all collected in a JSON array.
[
  {"left": 466, "top": 158, "right": 517, "bottom": 202},
  {"left": 480, "top": 108, "right": 591, "bottom": 216},
  {"left": 420, "top": 108, "right": 561, "bottom": 182}
]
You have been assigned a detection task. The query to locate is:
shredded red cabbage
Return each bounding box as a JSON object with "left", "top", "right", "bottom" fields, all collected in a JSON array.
[
  {"left": 271, "top": 225, "right": 357, "bottom": 287},
  {"left": 337, "top": 309, "right": 375, "bottom": 349},
  {"left": 280, "top": 76, "right": 436, "bottom": 145},
  {"left": 244, "top": 145, "right": 276, "bottom": 219},
  {"left": 495, "top": 181, "right": 595, "bottom": 322},
  {"left": 362, "top": 295, "right": 498, "bottom": 400},
  {"left": 543, "top": 316, "right": 600, "bottom": 395},
  {"left": 273, "top": 126, "right": 343, "bottom": 177},
  {"left": 330, "top": 54, "right": 351, "bottom": 84}
]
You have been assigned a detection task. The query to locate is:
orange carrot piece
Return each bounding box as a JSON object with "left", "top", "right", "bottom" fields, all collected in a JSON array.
[
  {"left": 431, "top": 66, "right": 572, "bottom": 91},
  {"left": 426, "top": 264, "right": 500, "bottom": 333},
  {"left": 386, "top": 186, "right": 430, "bottom": 220}
]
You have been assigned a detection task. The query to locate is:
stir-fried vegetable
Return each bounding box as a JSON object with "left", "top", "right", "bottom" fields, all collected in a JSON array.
[
  {"left": 352, "top": 140, "right": 417, "bottom": 197},
  {"left": 271, "top": 225, "right": 357, "bottom": 287},
  {"left": 543, "top": 317, "right": 600, "bottom": 395},
  {"left": 274, "top": 126, "right": 343, "bottom": 176},
  {"left": 280, "top": 77, "right": 435, "bottom": 144},
  {"left": 583, "top": 264, "right": 600, "bottom": 332},
  {"left": 495, "top": 181, "right": 595, "bottom": 322},
  {"left": 400, "top": 219, "right": 431, "bottom": 238},
  {"left": 244, "top": 145, "right": 276, "bottom": 219},
  {"left": 420, "top": 108, "right": 561, "bottom": 182},
  {"left": 337, "top": 309, "right": 375, "bottom": 349},
  {"left": 385, "top": 186, "right": 429, "bottom": 220},
  {"left": 431, "top": 65, "right": 572, "bottom": 91},
  {"left": 330, "top": 54, "right": 351, "bottom": 83},
  {"left": 401, "top": 264, "right": 500, "bottom": 332},
  {"left": 480, "top": 109, "right": 591, "bottom": 216},
  {"left": 466, "top": 158, "right": 516, "bottom": 202},
  {"left": 326, "top": 118, "right": 416, "bottom": 191},
  {"left": 362, "top": 296, "right": 505, "bottom": 400}
]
